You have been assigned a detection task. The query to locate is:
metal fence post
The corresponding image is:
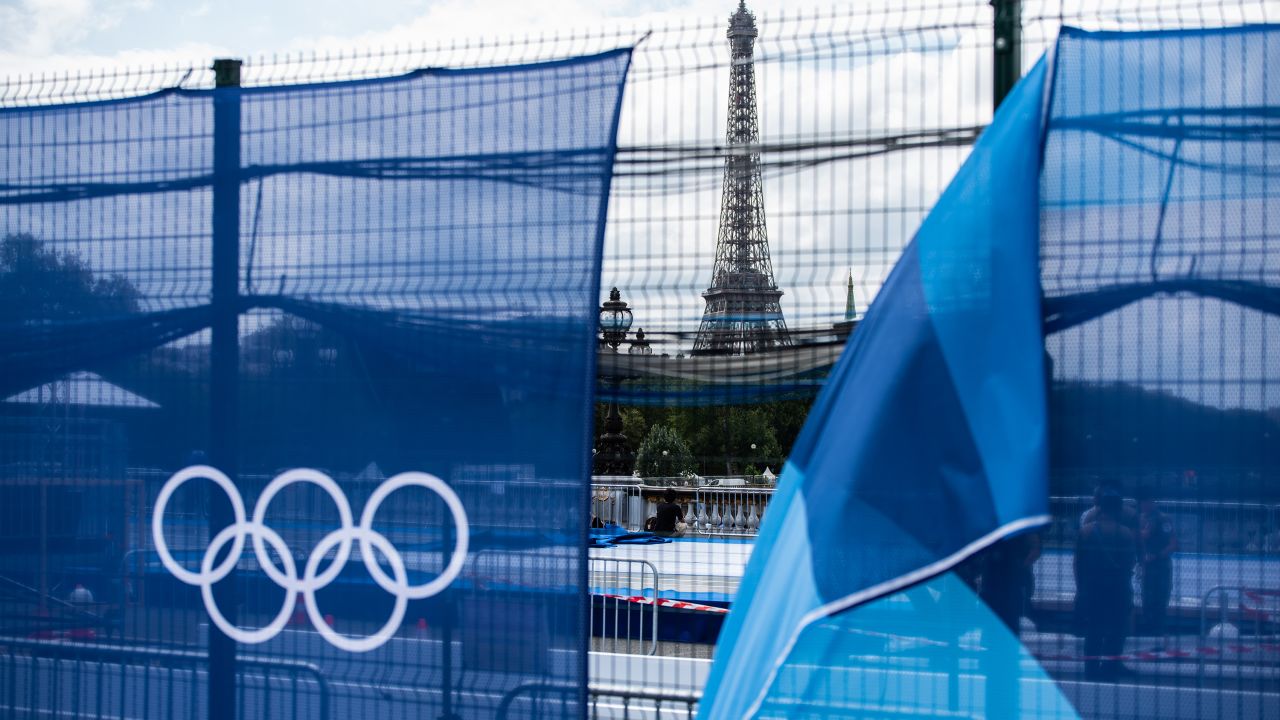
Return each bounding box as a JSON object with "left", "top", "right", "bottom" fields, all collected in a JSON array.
[
  {"left": 992, "top": 0, "right": 1021, "bottom": 109},
  {"left": 441, "top": 520, "right": 458, "bottom": 720},
  {"left": 210, "top": 56, "right": 243, "bottom": 720}
]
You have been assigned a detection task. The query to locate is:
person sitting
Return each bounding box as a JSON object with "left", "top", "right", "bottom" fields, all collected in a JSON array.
[{"left": 651, "top": 489, "right": 685, "bottom": 535}]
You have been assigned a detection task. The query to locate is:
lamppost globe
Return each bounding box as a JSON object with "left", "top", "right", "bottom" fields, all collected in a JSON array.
[
  {"left": 595, "top": 287, "right": 636, "bottom": 476},
  {"left": 599, "top": 287, "right": 634, "bottom": 351}
]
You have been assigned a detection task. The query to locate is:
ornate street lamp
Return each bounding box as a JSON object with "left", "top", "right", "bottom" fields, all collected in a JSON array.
[
  {"left": 599, "top": 287, "right": 633, "bottom": 351},
  {"left": 595, "top": 288, "right": 634, "bottom": 476}
]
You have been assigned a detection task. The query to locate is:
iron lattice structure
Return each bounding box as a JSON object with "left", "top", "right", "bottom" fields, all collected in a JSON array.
[{"left": 691, "top": 1, "right": 792, "bottom": 356}]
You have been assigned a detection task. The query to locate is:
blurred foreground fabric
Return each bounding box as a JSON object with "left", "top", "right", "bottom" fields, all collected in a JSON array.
[{"left": 702, "top": 24, "right": 1280, "bottom": 720}]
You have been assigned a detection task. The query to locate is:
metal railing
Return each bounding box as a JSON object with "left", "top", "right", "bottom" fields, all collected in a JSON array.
[
  {"left": 1046, "top": 496, "right": 1280, "bottom": 555},
  {"left": 692, "top": 487, "right": 772, "bottom": 537},
  {"left": 0, "top": 637, "right": 330, "bottom": 720},
  {"left": 606, "top": 482, "right": 1280, "bottom": 548},
  {"left": 1199, "top": 586, "right": 1280, "bottom": 639},
  {"left": 588, "top": 683, "right": 700, "bottom": 720},
  {"left": 590, "top": 558, "right": 661, "bottom": 656},
  {"left": 593, "top": 481, "right": 647, "bottom": 530},
  {"left": 591, "top": 478, "right": 778, "bottom": 536},
  {"left": 497, "top": 682, "right": 700, "bottom": 720}
]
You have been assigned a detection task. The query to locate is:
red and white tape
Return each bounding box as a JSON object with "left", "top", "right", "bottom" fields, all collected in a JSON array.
[
  {"left": 1242, "top": 589, "right": 1280, "bottom": 623},
  {"left": 597, "top": 594, "right": 729, "bottom": 614}
]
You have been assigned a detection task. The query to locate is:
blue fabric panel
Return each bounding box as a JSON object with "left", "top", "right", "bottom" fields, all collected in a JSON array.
[
  {"left": 802, "top": 54, "right": 1049, "bottom": 609},
  {"left": 1042, "top": 25, "right": 1280, "bottom": 488},
  {"left": 799, "top": 242, "right": 998, "bottom": 602},
  {"left": 1042, "top": 25, "right": 1280, "bottom": 300},
  {"left": 916, "top": 58, "right": 1049, "bottom": 527},
  {"left": 754, "top": 572, "right": 1078, "bottom": 720},
  {"left": 699, "top": 471, "right": 820, "bottom": 720},
  {"left": 0, "top": 49, "right": 632, "bottom": 720}
]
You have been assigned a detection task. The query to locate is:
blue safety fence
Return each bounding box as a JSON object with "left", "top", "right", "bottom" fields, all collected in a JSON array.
[{"left": 0, "top": 49, "right": 632, "bottom": 720}]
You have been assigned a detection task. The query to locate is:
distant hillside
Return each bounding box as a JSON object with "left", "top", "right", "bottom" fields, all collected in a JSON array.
[{"left": 1049, "top": 381, "right": 1280, "bottom": 499}]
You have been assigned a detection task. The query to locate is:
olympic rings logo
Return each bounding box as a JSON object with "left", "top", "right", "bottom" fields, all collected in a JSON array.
[{"left": 152, "top": 465, "right": 469, "bottom": 653}]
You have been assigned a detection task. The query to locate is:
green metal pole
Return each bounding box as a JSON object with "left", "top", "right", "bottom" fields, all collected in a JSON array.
[
  {"left": 993, "top": 0, "right": 1022, "bottom": 109},
  {"left": 988, "top": 5, "right": 1023, "bottom": 716}
]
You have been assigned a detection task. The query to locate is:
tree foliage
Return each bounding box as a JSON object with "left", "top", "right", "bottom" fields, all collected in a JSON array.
[
  {"left": 0, "top": 233, "right": 140, "bottom": 321},
  {"left": 634, "top": 424, "right": 695, "bottom": 478},
  {"left": 598, "top": 398, "right": 806, "bottom": 476},
  {"left": 679, "top": 406, "right": 784, "bottom": 475}
]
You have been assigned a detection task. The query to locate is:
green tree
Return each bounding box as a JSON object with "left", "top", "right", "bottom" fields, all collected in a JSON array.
[
  {"left": 720, "top": 407, "right": 783, "bottom": 475},
  {"left": 0, "top": 233, "right": 139, "bottom": 321},
  {"left": 673, "top": 406, "right": 783, "bottom": 475},
  {"left": 634, "top": 424, "right": 695, "bottom": 478}
]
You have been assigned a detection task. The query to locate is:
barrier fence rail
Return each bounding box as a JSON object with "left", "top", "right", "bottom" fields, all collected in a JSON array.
[
  {"left": 591, "top": 478, "right": 1280, "bottom": 552},
  {"left": 691, "top": 486, "right": 772, "bottom": 537},
  {"left": 592, "top": 480, "right": 645, "bottom": 530},
  {"left": 587, "top": 683, "right": 701, "bottom": 720},
  {"left": 0, "top": 637, "right": 331, "bottom": 720},
  {"left": 1200, "top": 586, "right": 1280, "bottom": 640},
  {"left": 590, "top": 558, "right": 661, "bottom": 656},
  {"left": 590, "top": 478, "right": 778, "bottom": 537},
  {"left": 496, "top": 682, "right": 701, "bottom": 720}
]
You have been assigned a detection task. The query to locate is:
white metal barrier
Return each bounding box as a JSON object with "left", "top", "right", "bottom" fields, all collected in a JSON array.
[{"left": 590, "top": 557, "right": 661, "bottom": 656}]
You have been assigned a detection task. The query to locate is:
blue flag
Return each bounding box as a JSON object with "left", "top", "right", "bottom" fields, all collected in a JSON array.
[{"left": 701, "top": 57, "right": 1055, "bottom": 719}]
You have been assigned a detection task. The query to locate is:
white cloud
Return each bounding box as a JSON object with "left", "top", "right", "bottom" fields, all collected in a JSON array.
[{"left": 0, "top": 0, "right": 96, "bottom": 55}]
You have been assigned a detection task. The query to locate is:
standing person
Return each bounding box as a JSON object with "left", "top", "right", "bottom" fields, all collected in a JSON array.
[
  {"left": 1080, "top": 480, "right": 1137, "bottom": 531},
  {"left": 651, "top": 489, "right": 685, "bottom": 535},
  {"left": 1074, "top": 489, "right": 1137, "bottom": 681},
  {"left": 1136, "top": 486, "right": 1177, "bottom": 642}
]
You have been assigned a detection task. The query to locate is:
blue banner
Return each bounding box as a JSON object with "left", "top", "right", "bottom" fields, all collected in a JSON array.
[
  {"left": 701, "top": 56, "right": 1058, "bottom": 720},
  {"left": 1, "top": 49, "right": 632, "bottom": 719}
]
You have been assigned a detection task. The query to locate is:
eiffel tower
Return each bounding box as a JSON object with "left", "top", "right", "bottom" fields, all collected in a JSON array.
[{"left": 691, "top": 0, "right": 791, "bottom": 356}]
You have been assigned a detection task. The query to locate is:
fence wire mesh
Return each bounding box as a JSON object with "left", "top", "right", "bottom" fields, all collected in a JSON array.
[{"left": 2, "top": 2, "right": 1279, "bottom": 719}]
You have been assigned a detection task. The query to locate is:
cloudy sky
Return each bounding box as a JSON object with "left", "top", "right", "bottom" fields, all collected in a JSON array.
[
  {"left": 0, "top": 0, "right": 806, "bottom": 72},
  {"left": 4, "top": 0, "right": 1278, "bottom": 409},
  {"left": 2, "top": 0, "right": 991, "bottom": 332}
]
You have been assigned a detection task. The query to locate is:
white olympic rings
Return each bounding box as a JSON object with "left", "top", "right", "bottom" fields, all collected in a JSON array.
[{"left": 152, "top": 465, "right": 469, "bottom": 652}]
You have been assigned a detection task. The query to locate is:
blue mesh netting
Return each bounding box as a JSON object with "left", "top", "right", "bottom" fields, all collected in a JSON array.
[
  {"left": 1043, "top": 26, "right": 1280, "bottom": 477},
  {"left": 1, "top": 49, "right": 631, "bottom": 719}
]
